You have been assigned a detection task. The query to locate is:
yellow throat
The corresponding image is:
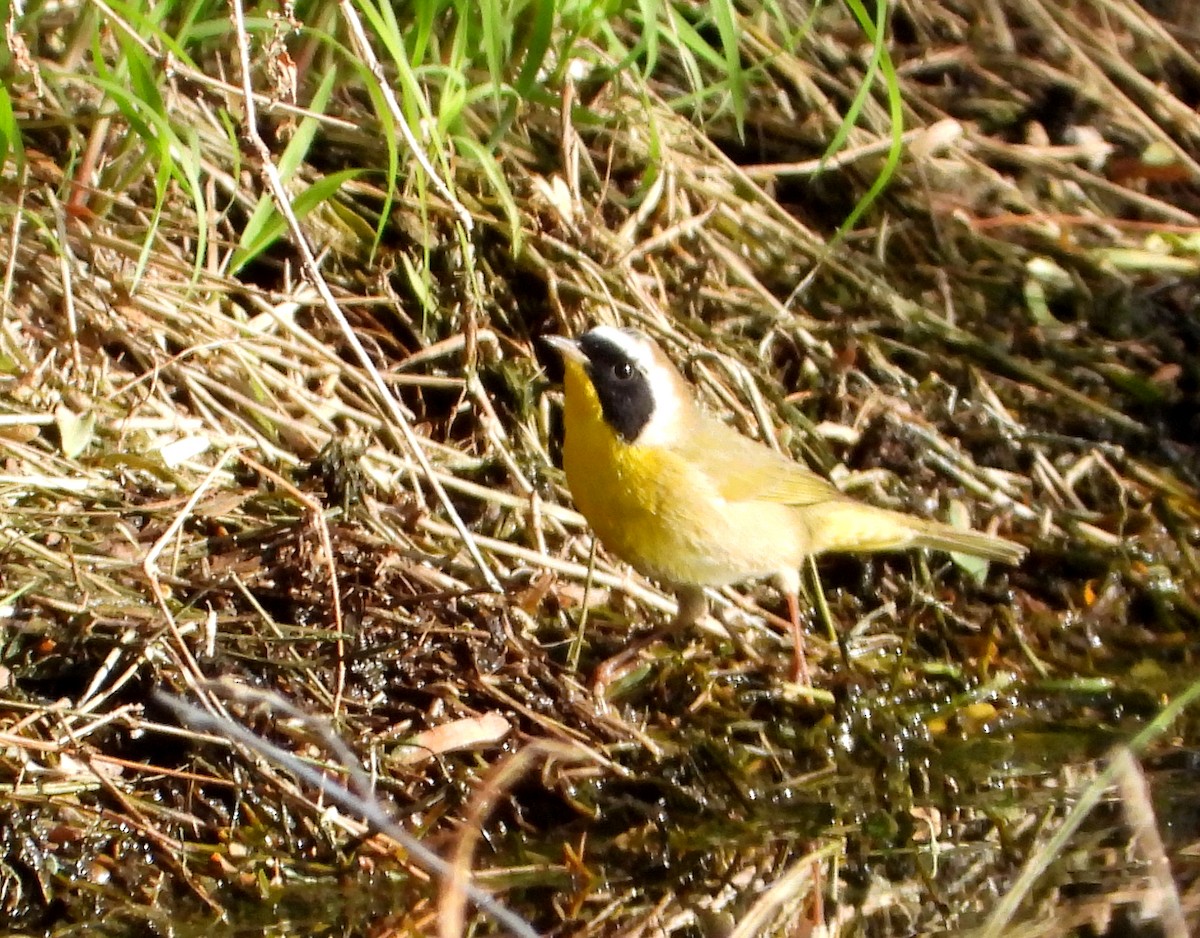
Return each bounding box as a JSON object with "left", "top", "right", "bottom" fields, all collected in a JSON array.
[{"left": 560, "top": 356, "right": 678, "bottom": 580}]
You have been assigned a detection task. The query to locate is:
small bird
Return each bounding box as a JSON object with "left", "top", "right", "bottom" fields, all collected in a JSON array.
[{"left": 546, "top": 326, "right": 1026, "bottom": 691}]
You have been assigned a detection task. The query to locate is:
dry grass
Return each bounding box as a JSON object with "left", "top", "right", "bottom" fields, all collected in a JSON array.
[{"left": 2, "top": 0, "right": 1200, "bottom": 935}]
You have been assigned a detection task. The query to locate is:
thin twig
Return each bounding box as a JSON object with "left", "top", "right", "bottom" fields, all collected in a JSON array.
[{"left": 156, "top": 687, "right": 541, "bottom": 938}]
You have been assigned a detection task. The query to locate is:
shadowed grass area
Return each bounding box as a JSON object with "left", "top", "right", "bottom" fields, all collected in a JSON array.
[{"left": 2, "top": 0, "right": 1200, "bottom": 935}]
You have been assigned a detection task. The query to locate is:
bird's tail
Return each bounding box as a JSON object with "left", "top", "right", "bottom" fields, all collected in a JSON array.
[
  {"left": 802, "top": 501, "right": 1026, "bottom": 565},
  {"left": 909, "top": 521, "right": 1027, "bottom": 565}
]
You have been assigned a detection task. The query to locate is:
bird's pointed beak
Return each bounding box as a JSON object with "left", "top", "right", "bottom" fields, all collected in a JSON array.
[{"left": 543, "top": 335, "right": 587, "bottom": 364}]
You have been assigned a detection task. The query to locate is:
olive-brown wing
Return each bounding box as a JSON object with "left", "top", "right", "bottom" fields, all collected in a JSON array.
[{"left": 676, "top": 419, "right": 847, "bottom": 507}]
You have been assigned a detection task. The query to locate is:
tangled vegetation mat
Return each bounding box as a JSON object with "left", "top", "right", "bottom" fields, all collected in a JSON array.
[{"left": 2, "top": 0, "right": 1199, "bottom": 934}]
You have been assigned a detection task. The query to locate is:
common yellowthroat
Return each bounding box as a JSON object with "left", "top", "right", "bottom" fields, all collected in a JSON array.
[{"left": 546, "top": 327, "right": 1026, "bottom": 690}]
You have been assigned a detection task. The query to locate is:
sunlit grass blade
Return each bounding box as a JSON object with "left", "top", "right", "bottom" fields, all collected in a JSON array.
[
  {"left": 0, "top": 85, "right": 23, "bottom": 173},
  {"left": 232, "top": 169, "right": 364, "bottom": 274},
  {"left": 479, "top": 0, "right": 505, "bottom": 108},
  {"left": 823, "top": 0, "right": 904, "bottom": 240},
  {"left": 76, "top": 57, "right": 209, "bottom": 282},
  {"left": 636, "top": 0, "right": 661, "bottom": 77},
  {"left": 513, "top": 0, "right": 555, "bottom": 101},
  {"left": 709, "top": 0, "right": 746, "bottom": 136},
  {"left": 231, "top": 68, "right": 338, "bottom": 274},
  {"left": 453, "top": 133, "right": 522, "bottom": 254}
]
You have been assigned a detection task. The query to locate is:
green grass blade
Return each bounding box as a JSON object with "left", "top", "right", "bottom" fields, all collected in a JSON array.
[
  {"left": 479, "top": 0, "right": 504, "bottom": 106},
  {"left": 0, "top": 85, "right": 23, "bottom": 173},
  {"left": 453, "top": 133, "right": 522, "bottom": 255},
  {"left": 828, "top": 0, "right": 904, "bottom": 238},
  {"left": 231, "top": 168, "right": 364, "bottom": 273},
  {"left": 232, "top": 68, "right": 338, "bottom": 273},
  {"left": 635, "top": 0, "right": 661, "bottom": 77},
  {"left": 513, "top": 0, "right": 555, "bottom": 101},
  {"left": 709, "top": 0, "right": 746, "bottom": 136}
]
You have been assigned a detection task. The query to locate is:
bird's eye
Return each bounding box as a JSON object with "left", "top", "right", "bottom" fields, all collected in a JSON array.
[{"left": 613, "top": 362, "right": 634, "bottom": 381}]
